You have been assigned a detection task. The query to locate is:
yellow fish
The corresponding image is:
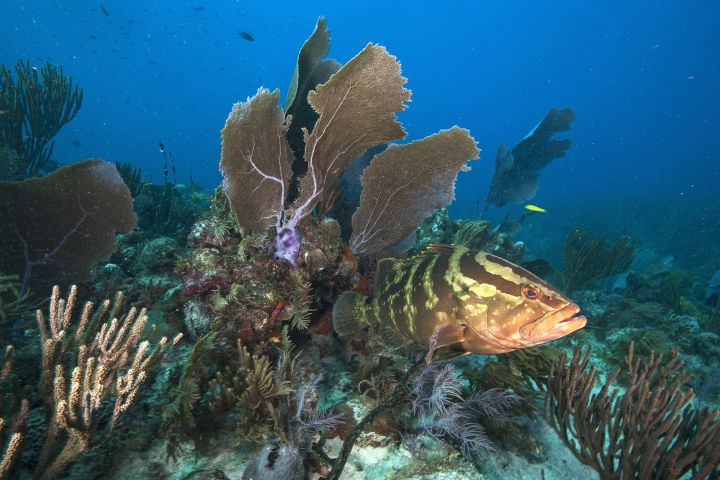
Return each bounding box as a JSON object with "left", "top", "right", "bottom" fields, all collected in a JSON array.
[{"left": 524, "top": 204, "right": 546, "bottom": 213}]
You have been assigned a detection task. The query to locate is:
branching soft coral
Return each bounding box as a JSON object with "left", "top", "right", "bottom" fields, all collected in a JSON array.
[
  {"left": 31, "top": 285, "right": 181, "bottom": 480},
  {"left": 545, "top": 343, "right": 720, "bottom": 479},
  {"left": 0, "top": 60, "right": 83, "bottom": 178},
  {"left": 410, "top": 363, "right": 520, "bottom": 460},
  {"left": 558, "top": 227, "right": 637, "bottom": 293},
  {"left": 209, "top": 329, "right": 297, "bottom": 441},
  {"left": 0, "top": 346, "right": 29, "bottom": 478}
]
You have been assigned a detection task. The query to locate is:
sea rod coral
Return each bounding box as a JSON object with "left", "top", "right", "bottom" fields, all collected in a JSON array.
[
  {"left": 545, "top": 343, "right": 720, "bottom": 479},
  {"left": 0, "top": 286, "right": 182, "bottom": 480}
]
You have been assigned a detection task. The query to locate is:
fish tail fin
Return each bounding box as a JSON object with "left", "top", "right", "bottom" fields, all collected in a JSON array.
[{"left": 332, "top": 291, "right": 370, "bottom": 336}]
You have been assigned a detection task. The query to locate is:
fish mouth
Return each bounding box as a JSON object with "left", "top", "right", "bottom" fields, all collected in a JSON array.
[
  {"left": 548, "top": 303, "right": 587, "bottom": 332},
  {"left": 525, "top": 303, "right": 587, "bottom": 341}
]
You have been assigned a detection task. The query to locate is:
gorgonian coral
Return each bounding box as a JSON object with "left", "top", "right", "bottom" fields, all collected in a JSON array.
[{"left": 220, "top": 20, "right": 478, "bottom": 265}]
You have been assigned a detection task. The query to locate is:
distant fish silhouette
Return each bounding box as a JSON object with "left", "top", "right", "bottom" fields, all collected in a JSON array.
[
  {"left": 71, "top": 139, "right": 81, "bottom": 147},
  {"left": 55, "top": 2, "right": 76, "bottom": 13},
  {"left": 192, "top": 6, "right": 206, "bottom": 12},
  {"left": 238, "top": 31, "right": 254, "bottom": 42},
  {"left": 100, "top": 4, "right": 109, "bottom": 16}
]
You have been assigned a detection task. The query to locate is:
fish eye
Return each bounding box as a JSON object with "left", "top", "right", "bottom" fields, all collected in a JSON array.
[{"left": 522, "top": 285, "right": 540, "bottom": 300}]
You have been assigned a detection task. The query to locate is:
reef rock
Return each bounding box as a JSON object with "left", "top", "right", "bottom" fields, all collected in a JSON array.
[{"left": 241, "top": 440, "right": 305, "bottom": 480}]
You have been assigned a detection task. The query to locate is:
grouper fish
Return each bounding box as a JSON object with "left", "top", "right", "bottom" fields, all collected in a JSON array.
[{"left": 332, "top": 245, "right": 586, "bottom": 362}]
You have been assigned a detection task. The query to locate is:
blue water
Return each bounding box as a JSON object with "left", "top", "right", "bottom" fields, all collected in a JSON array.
[{"left": 3, "top": 1, "right": 717, "bottom": 195}]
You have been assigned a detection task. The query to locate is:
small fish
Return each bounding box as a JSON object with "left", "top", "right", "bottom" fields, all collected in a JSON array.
[
  {"left": 100, "top": 4, "right": 109, "bottom": 16},
  {"left": 192, "top": 6, "right": 206, "bottom": 12},
  {"left": 159, "top": 141, "right": 165, "bottom": 153},
  {"left": 333, "top": 245, "right": 586, "bottom": 362},
  {"left": 524, "top": 204, "right": 546, "bottom": 213},
  {"left": 238, "top": 31, "right": 254, "bottom": 42},
  {"left": 71, "top": 139, "right": 81, "bottom": 147}
]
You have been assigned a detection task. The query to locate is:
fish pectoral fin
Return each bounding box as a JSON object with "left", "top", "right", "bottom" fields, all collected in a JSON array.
[
  {"left": 431, "top": 348, "right": 472, "bottom": 363},
  {"left": 425, "top": 324, "right": 467, "bottom": 363},
  {"left": 379, "top": 326, "right": 411, "bottom": 349}
]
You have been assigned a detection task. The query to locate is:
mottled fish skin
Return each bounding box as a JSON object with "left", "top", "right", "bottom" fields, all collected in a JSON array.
[{"left": 335, "top": 245, "right": 586, "bottom": 358}]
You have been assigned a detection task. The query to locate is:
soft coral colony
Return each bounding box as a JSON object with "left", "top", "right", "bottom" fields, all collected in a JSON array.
[{"left": 220, "top": 24, "right": 479, "bottom": 265}]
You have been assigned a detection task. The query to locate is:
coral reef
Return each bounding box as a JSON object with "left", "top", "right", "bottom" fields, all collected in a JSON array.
[
  {"left": 2, "top": 15, "right": 718, "bottom": 480},
  {"left": 0, "top": 60, "right": 82, "bottom": 178},
  {"left": 1, "top": 285, "right": 181, "bottom": 479},
  {"left": 412, "top": 209, "right": 525, "bottom": 262}
]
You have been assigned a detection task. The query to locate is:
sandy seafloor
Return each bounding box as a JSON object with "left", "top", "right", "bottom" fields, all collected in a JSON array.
[{"left": 110, "top": 414, "right": 597, "bottom": 480}]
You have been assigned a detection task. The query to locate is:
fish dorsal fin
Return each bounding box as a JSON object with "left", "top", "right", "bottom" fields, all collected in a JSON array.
[
  {"left": 375, "top": 257, "right": 409, "bottom": 287},
  {"left": 422, "top": 244, "right": 465, "bottom": 255}
]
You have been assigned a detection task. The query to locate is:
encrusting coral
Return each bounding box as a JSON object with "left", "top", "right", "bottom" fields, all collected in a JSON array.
[
  {"left": 0, "top": 60, "right": 82, "bottom": 178},
  {"left": 545, "top": 343, "right": 720, "bottom": 479}
]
